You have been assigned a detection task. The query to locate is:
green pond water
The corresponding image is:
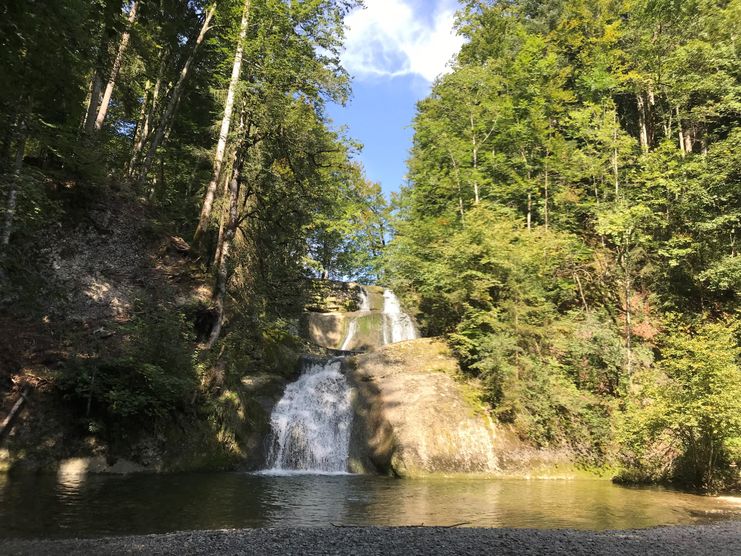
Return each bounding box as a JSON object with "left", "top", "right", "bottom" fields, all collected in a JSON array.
[{"left": 0, "top": 473, "right": 739, "bottom": 539}]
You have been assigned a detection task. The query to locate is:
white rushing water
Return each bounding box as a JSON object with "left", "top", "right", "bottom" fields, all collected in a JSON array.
[
  {"left": 339, "top": 319, "right": 358, "bottom": 351},
  {"left": 382, "top": 289, "right": 419, "bottom": 344},
  {"left": 358, "top": 286, "right": 371, "bottom": 312},
  {"left": 266, "top": 359, "right": 353, "bottom": 473}
]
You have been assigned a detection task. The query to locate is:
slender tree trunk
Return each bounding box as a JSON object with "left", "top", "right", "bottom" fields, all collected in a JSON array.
[
  {"left": 520, "top": 149, "right": 532, "bottom": 229},
  {"left": 544, "top": 153, "right": 549, "bottom": 231},
  {"left": 574, "top": 272, "right": 589, "bottom": 313},
  {"left": 665, "top": 107, "right": 672, "bottom": 138},
  {"left": 470, "top": 115, "right": 480, "bottom": 205},
  {"left": 129, "top": 53, "right": 168, "bottom": 177},
  {"left": 637, "top": 93, "right": 649, "bottom": 153},
  {"left": 83, "top": 72, "right": 104, "bottom": 135},
  {"left": 138, "top": 5, "right": 216, "bottom": 185},
  {"left": 620, "top": 242, "right": 633, "bottom": 378},
  {"left": 206, "top": 164, "right": 241, "bottom": 349},
  {"left": 195, "top": 0, "right": 251, "bottom": 243},
  {"left": 214, "top": 112, "right": 248, "bottom": 267},
  {"left": 677, "top": 106, "right": 686, "bottom": 158},
  {"left": 646, "top": 85, "right": 655, "bottom": 146},
  {"left": 684, "top": 125, "right": 694, "bottom": 154},
  {"left": 213, "top": 174, "right": 233, "bottom": 269},
  {"left": 2, "top": 121, "right": 27, "bottom": 247},
  {"left": 129, "top": 80, "right": 151, "bottom": 152},
  {"left": 612, "top": 111, "right": 619, "bottom": 199},
  {"left": 94, "top": 1, "right": 140, "bottom": 131},
  {"left": 447, "top": 147, "right": 465, "bottom": 225}
]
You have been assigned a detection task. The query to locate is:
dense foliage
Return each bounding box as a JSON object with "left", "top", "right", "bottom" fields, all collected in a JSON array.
[
  {"left": 0, "top": 0, "right": 386, "bottom": 438},
  {"left": 385, "top": 0, "right": 740, "bottom": 490}
]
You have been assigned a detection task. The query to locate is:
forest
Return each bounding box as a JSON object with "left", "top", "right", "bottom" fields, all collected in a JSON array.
[
  {"left": 385, "top": 0, "right": 740, "bottom": 491},
  {"left": 0, "top": 0, "right": 739, "bottom": 492}
]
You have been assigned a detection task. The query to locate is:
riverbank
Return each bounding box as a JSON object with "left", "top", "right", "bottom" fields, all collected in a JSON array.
[{"left": 2, "top": 523, "right": 739, "bottom": 555}]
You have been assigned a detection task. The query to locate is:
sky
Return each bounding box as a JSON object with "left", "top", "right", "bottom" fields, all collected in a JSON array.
[{"left": 327, "top": 0, "right": 465, "bottom": 198}]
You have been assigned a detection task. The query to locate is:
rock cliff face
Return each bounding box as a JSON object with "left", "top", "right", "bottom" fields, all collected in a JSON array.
[{"left": 346, "top": 339, "right": 568, "bottom": 477}]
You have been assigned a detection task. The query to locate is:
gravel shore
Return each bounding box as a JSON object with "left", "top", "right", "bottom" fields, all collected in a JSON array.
[{"left": 1, "top": 522, "right": 740, "bottom": 556}]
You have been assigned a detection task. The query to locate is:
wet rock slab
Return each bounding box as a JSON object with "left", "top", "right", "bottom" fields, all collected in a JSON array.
[{"left": 2, "top": 522, "right": 739, "bottom": 555}]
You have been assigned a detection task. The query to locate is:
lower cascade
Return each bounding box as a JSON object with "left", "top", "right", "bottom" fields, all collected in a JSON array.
[
  {"left": 266, "top": 358, "right": 353, "bottom": 473},
  {"left": 266, "top": 285, "right": 421, "bottom": 473}
]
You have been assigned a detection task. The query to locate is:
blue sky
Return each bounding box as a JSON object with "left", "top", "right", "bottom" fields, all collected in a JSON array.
[{"left": 327, "top": 0, "right": 464, "bottom": 198}]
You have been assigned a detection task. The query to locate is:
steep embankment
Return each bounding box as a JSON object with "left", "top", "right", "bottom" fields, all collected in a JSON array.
[
  {"left": 0, "top": 186, "right": 300, "bottom": 474},
  {"left": 347, "top": 338, "right": 570, "bottom": 477}
]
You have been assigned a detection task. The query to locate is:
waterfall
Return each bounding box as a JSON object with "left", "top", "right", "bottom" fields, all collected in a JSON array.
[
  {"left": 265, "top": 286, "right": 420, "bottom": 473},
  {"left": 266, "top": 358, "right": 353, "bottom": 473},
  {"left": 339, "top": 319, "right": 358, "bottom": 351},
  {"left": 382, "top": 289, "right": 419, "bottom": 344},
  {"left": 338, "top": 286, "right": 371, "bottom": 352},
  {"left": 357, "top": 286, "right": 371, "bottom": 312}
]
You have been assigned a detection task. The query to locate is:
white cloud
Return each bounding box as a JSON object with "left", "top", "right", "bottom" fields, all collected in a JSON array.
[{"left": 341, "top": 0, "right": 464, "bottom": 82}]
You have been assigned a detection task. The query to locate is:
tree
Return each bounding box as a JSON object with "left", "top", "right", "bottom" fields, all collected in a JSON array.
[
  {"left": 623, "top": 316, "right": 741, "bottom": 490},
  {"left": 93, "top": 1, "right": 140, "bottom": 132},
  {"left": 386, "top": 0, "right": 739, "bottom": 482},
  {"left": 194, "top": 0, "right": 252, "bottom": 244}
]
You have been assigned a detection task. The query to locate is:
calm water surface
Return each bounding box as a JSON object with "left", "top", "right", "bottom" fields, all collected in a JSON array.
[{"left": 1, "top": 472, "right": 739, "bottom": 538}]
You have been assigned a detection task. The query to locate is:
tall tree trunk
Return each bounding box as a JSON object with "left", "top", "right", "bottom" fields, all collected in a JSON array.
[
  {"left": 83, "top": 71, "right": 104, "bottom": 135},
  {"left": 127, "top": 52, "right": 167, "bottom": 178},
  {"left": 194, "top": 0, "right": 251, "bottom": 244},
  {"left": 137, "top": 5, "right": 216, "bottom": 185},
  {"left": 447, "top": 147, "right": 465, "bottom": 225},
  {"left": 520, "top": 149, "right": 532, "bottom": 229},
  {"left": 1, "top": 121, "right": 27, "bottom": 247},
  {"left": 214, "top": 111, "right": 248, "bottom": 267},
  {"left": 544, "top": 151, "right": 549, "bottom": 231},
  {"left": 94, "top": 1, "right": 140, "bottom": 132},
  {"left": 129, "top": 79, "right": 151, "bottom": 153},
  {"left": 684, "top": 124, "right": 694, "bottom": 154},
  {"left": 646, "top": 85, "right": 655, "bottom": 146},
  {"left": 206, "top": 164, "right": 241, "bottom": 349},
  {"left": 676, "top": 106, "right": 686, "bottom": 158},
  {"left": 612, "top": 110, "right": 619, "bottom": 198},
  {"left": 637, "top": 92, "right": 649, "bottom": 153},
  {"left": 620, "top": 242, "right": 633, "bottom": 379},
  {"left": 127, "top": 53, "right": 167, "bottom": 177},
  {"left": 470, "top": 114, "right": 480, "bottom": 205}
]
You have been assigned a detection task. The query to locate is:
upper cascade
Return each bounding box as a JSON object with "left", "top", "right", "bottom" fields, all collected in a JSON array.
[
  {"left": 302, "top": 282, "right": 419, "bottom": 352},
  {"left": 358, "top": 286, "right": 371, "bottom": 312},
  {"left": 381, "top": 289, "right": 418, "bottom": 345},
  {"left": 340, "top": 285, "right": 419, "bottom": 352}
]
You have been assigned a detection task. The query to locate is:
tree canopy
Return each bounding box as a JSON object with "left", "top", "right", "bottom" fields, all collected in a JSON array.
[{"left": 384, "top": 0, "right": 740, "bottom": 490}]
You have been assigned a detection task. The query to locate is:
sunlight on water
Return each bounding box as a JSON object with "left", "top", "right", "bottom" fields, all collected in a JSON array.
[{"left": 1, "top": 473, "right": 739, "bottom": 539}]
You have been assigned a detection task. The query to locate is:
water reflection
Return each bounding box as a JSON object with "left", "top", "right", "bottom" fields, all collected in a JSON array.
[{"left": 0, "top": 473, "right": 738, "bottom": 539}]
